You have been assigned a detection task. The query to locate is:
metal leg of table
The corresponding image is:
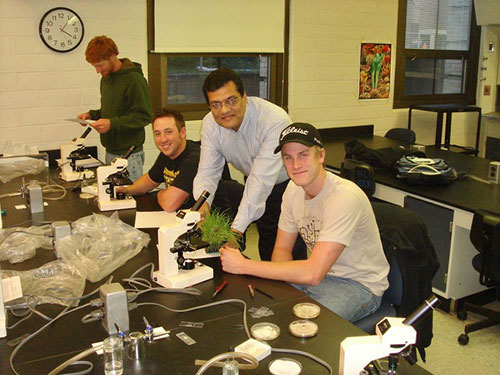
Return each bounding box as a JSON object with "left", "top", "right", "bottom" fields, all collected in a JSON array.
[
  {"left": 444, "top": 111, "right": 453, "bottom": 149},
  {"left": 435, "top": 112, "right": 444, "bottom": 148},
  {"left": 475, "top": 110, "right": 482, "bottom": 154},
  {"left": 408, "top": 107, "right": 413, "bottom": 130}
]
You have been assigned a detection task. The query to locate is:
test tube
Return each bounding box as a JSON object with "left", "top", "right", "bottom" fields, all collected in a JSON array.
[{"left": 103, "top": 336, "right": 123, "bottom": 375}]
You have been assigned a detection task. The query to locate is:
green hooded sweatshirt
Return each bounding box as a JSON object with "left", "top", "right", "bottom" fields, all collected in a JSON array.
[{"left": 89, "top": 58, "right": 152, "bottom": 155}]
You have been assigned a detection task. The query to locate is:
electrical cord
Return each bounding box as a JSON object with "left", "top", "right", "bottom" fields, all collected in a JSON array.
[
  {"left": 139, "top": 298, "right": 331, "bottom": 374},
  {"left": 47, "top": 346, "right": 99, "bottom": 375},
  {"left": 9, "top": 302, "right": 91, "bottom": 375},
  {"left": 41, "top": 182, "right": 67, "bottom": 200},
  {"left": 271, "top": 347, "right": 333, "bottom": 374},
  {"left": 137, "top": 298, "right": 251, "bottom": 339},
  {"left": 122, "top": 262, "right": 202, "bottom": 302}
]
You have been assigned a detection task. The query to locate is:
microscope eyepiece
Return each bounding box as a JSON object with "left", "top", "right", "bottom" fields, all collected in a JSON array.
[
  {"left": 192, "top": 190, "right": 210, "bottom": 212},
  {"left": 403, "top": 295, "right": 439, "bottom": 326},
  {"left": 81, "top": 127, "right": 92, "bottom": 139},
  {"left": 122, "top": 145, "right": 136, "bottom": 160}
]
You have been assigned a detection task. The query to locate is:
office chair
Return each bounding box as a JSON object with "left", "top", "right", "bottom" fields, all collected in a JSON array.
[
  {"left": 385, "top": 128, "right": 416, "bottom": 144},
  {"left": 355, "top": 201, "right": 439, "bottom": 361},
  {"left": 457, "top": 209, "right": 500, "bottom": 345},
  {"left": 340, "top": 159, "right": 376, "bottom": 198},
  {"left": 355, "top": 254, "right": 402, "bottom": 333}
]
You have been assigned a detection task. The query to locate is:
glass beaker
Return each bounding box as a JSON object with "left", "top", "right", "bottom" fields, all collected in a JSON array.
[{"left": 103, "top": 336, "right": 123, "bottom": 375}]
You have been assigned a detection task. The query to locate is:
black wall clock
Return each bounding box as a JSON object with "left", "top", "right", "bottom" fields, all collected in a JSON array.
[{"left": 39, "top": 7, "right": 84, "bottom": 53}]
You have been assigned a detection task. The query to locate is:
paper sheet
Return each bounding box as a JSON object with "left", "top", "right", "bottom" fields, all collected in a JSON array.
[
  {"left": 134, "top": 211, "right": 176, "bottom": 228},
  {"left": 64, "top": 118, "right": 95, "bottom": 126}
]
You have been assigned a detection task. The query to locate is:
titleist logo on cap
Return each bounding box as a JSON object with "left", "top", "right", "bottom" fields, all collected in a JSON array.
[{"left": 280, "top": 126, "right": 309, "bottom": 140}]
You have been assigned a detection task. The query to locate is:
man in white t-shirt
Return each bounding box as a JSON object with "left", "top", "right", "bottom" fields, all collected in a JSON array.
[{"left": 220, "top": 122, "right": 389, "bottom": 322}]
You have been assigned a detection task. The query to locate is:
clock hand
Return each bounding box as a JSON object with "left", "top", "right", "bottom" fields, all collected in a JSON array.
[
  {"left": 62, "top": 16, "right": 77, "bottom": 31},
  {"left": 60, "top": 28, "right": 72, "bottom": 37},
  {"left": 61, "top": 19, "right": 70, "bottom": 31}
]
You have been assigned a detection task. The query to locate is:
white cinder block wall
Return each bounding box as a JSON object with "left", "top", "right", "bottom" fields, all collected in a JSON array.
[
  {"left": 288, "top": 0, "right": 480, "bottom": 147},
  {"left": 1, "top": 0, "right": 486, "bottom": 166},
  {"left": 0, "top": 0, "right": 159, "bottom": 170}
]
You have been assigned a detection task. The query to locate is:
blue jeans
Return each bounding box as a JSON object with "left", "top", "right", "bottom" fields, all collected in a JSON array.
[
  {"left": 106, "top": 150, "right": 144, "bottom": 183},
  {"left": 291, "top": 275, "right": 382, "bottom": 322}
]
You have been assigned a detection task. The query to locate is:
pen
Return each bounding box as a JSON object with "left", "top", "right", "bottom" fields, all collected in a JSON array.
[
  {"left": 248, "top": 284, "right": 255, "bottom": 298},
  {"left": 254, "top": 287, "right": 273, "bottom": 299},
  {"left": 212, "top": 280, "right": 228, "bottom": 299}
]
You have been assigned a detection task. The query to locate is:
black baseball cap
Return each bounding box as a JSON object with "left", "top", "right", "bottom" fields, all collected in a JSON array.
[{"left": 274, "top": 122, "right": 323, "bottom": 153}]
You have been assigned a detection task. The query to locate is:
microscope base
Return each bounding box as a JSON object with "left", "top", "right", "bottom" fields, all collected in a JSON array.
[
  {"left": 152, "top": 264, "right": 213, "bottom": 289},
  {"left": 60, "top": 169, "right": 94, "bottom": 182},
  {"left": 98, "top": 197, "right": 136, "bottom": 211}
]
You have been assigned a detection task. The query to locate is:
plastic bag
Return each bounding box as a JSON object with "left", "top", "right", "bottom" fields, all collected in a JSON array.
[
  {"left": 0, "top": 225, "right": 53, "bottom": 263},
  {"left": 0, "top": 260, "right": 85, "bottom": 307},
  {"left": 1, "top": 140, "right": 39, "bottom": 157},
  {"left": 55, "top": 212, "right": 150, "bottom": 282},
  {"left": 0, "top": 158, "right": 45, "bottom": 183}
]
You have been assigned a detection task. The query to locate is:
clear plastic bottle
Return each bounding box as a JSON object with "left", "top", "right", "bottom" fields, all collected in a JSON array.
[
  {"left": 222, "top": 358, "right": 239, "bottom": 375},
  {"left": 103, "top": 336, "right": 123, "bottom": 375},
  {"left": 222, "top": 356, "right": 238, "bottom": 375}
]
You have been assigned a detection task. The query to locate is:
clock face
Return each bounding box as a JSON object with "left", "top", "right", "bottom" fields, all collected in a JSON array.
[{"left": 39, "top": 7, "right": 84, "bottom": 53}]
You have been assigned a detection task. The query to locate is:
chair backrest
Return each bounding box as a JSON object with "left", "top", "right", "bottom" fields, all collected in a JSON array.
[
  {"left": 385, "top": 128, "right": 416, "bottom": 144},
  {"left": 354, "top": 252, "right": 402, "bottom": 334},
  {"left": 469, "top": 209, "right": 500, "bottom": 286},
  {"left": 383, "top": 254, "right": 403, "bottom": 306},
  {"left": 340, "top": 158, "right": 376, "bottom": 198}
]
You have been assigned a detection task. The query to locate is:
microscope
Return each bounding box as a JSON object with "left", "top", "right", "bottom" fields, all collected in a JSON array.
[
  {"left": 58, "top": 127, "right": 100, "bottom": 181},
  {"left": 153, "top": 191, "right": 214, "bottom": 289},
  {"left": 96, "top": 146, "right": 136, "bottom": 211},
  {"left": 339, "top": 295, "right": 439, "bottom": 375}
]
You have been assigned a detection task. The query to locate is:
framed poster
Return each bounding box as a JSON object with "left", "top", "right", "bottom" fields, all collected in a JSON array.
[{"left": 359, "top": 43, "right": 391, "bottom": 100}]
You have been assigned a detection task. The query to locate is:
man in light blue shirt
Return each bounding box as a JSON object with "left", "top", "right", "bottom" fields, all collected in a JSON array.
[{"left": 193, "top": 68, "right": 306, "bottom": 261}]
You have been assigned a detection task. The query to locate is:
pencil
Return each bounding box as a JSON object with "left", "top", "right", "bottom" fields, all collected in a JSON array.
[
  {"left": 254, "top": 287, "right": 273, "bottom": 299},
  {"left": 212, "top": 280, "right": 228, "bottom": 299},
  {"left": 248, "top": 284, "right": 255, "bottom": 298}
]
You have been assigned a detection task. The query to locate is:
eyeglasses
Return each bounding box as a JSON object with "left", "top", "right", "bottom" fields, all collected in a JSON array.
[{"left": 209, "top": 96, "right": 240, "bottom": 111}]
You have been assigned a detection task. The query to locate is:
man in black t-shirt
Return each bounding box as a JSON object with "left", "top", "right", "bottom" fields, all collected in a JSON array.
[{"left": 116, "top": 108, "right": 242, "bottom": 213}]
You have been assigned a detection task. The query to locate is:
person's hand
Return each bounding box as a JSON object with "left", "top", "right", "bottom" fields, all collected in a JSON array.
[
  {"left": 91, "top": 118, "right": 111, "bottom": 133},
  {"left": 220, "top": 246, "right": 247, "bottom": 274},
  {"left": 77, "top": 112, "right": 91, "bottom": 123},
  {"left": 223, "top": 229, "right": 246, "bottom": 251},
  {"left": 114, "top": 185, "right": 128, "bottom": 194}
]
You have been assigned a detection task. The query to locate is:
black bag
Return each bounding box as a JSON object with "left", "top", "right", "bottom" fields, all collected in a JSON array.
[
  {"left": 395, "top": 155, "right": 458, "bottom": 185},
  {"left": 344, "top": 139, "right": 424, "bottom": 169}
]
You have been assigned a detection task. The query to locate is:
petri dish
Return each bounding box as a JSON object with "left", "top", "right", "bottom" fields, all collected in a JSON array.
[
  {"left": 250, "top": 322, "right": 280, "bottom": 341},
  {"left": 293, "top": 302, "right": 321, "bottom": 319},
  {"left": 269, "top": 357, "right": 302, "bottom": 375},
  {"left": 288, "top": 320, "right": 318, "bottom": 338}
]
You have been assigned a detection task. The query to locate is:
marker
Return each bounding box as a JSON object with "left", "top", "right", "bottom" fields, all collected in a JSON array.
[
  {"left": 248, "top": 284, "right": 255, "bottom": 298},
  {"left": 212, "top": 281, "right": 228, "bottom": 299},
  {"left": 255, "top": 287, "right": 273, "bottom": 299}
]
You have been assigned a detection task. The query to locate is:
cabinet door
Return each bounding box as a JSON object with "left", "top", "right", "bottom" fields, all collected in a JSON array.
[{"left": 404, "top": 196, "right": 453, "bottom": 293}]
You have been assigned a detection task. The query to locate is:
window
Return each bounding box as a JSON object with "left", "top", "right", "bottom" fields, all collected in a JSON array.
[
  {"left": 148, "top": 54, "right": 284, "bottom": 120},
  {"left": 393, "top": 0, "right": 480, "bottom": 108},
  {"left": 167, "top": 56, "right": 271, "bottom": 104}
]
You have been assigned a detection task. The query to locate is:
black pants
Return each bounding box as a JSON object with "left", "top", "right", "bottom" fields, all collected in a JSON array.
[{"left": 256, "top": 180, "right": 307, "bottom": 261}]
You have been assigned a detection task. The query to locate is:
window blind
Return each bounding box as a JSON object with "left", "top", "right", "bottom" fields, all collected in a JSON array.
[{"left": 153, "top": 0, "right": 285, "bottom": 53}]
